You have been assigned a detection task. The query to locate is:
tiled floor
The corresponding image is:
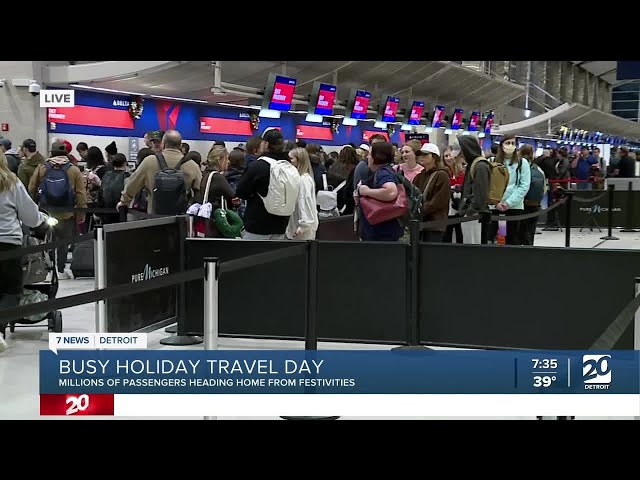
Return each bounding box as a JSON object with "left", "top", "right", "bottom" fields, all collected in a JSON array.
[{"left": 1, "top": 228, "right": 638, "bottom": 420}]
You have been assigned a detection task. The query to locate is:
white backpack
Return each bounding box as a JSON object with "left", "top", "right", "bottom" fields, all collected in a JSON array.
[
  {"left": 258, "top": 156, "right": 300, "bottom": 216},
  {"left": 316, "top": 173, "right": 346, "bottom": 219}
]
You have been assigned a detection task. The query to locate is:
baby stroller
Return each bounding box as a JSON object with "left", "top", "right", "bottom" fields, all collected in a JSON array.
[{"left": 6, "top": 213, "right": 63, "bottom": 335}]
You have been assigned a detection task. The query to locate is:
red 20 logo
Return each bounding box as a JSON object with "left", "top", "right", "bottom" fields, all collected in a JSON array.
[{"left": 66, "top": 394, "right": 90, "bottom": 415}]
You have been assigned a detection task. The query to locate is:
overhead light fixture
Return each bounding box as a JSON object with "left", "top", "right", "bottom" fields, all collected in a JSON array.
[
  {"left": 305, "top": 113, "right": 323, "bottom": 123},
  {"left": 374, "top": 121, "right": 387, "bottom": 129},
  {"left": 400, "top": 124, "right": 413, "bottom": 131},
  {"left": 149, "top": 94, "right": 207, "bottom": 104},
  {"left": 72, "top": 84, "right": 145, "bottom": 96},
  {"left": 524, "top": 109, "right": 531, "bottom": 118},
  {"left": 342, "top": 117, "right": 357, "bottom": 126},
  {"left": 258, "top": 108, "right": 281, "bottom": 119}
]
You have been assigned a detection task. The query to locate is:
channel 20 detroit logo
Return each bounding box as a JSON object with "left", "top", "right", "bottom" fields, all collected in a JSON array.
[{"left": 582, "top": 355, "right": 612, "bottom": 390}]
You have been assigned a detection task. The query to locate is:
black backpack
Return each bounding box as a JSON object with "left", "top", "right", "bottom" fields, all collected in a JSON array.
[
  {"left": 101, "top": 170, "right": 129, "bottom": 208},
  {"left": 5, "top": 154, "right": 20, "bottom": 174},
  {"left": 152, "top": 153, "right": 190, "bottom": 215}
]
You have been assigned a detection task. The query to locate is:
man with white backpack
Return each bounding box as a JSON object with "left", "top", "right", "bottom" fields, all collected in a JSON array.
[{"left": 236, "top": 128, "right": 300, "bottom": 240}]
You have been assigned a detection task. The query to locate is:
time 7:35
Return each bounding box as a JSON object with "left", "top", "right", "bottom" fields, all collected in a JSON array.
[{"left": 532, "top": 359, "right": 557, "bottom": 369}]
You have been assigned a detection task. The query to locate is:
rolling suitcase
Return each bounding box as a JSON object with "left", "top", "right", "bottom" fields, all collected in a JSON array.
[{"left": 70, "top": 240, "right": 94, "bottom": 278}]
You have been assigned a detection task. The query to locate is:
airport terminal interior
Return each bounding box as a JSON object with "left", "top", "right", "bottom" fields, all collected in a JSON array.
[{"left": 1, "top": 61, "right": 639, "bottom": 420}]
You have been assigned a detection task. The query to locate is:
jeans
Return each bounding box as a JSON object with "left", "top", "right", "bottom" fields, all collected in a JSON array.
[{"left": 54, "top": 218, "right": 76, "bottom": 273}]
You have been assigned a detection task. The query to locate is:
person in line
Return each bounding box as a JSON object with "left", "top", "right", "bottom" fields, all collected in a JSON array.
[
  {"left": 76, "top": 142, "right": 89, "bottom": 164},
  {"left": 17, "top": 139, "right": 46, "bottom": 189},
  {"left": 0, "top": 138, "right": 20, "bottom": 174},
  {"left": 244, "top": 136, "right": 264, "bottom": 169},
  {"left": 442, "top": 145, "right": 465, "bottom": 243},
  {"left": 354, "top": 141, "right": 404, "bottom": 242},
  {"left": 395, "top": 140, "right": 424, "bottom": 183},
  {"left": 495, "top": 135, "right": 531, "bottom": 245},
  {"left": 574, "top": 146, "right": 597, "bottom": 190},
  {"left": 236, "top": 128, "right": 292, "bottom": 240},
  {"left": 353, "top": 134, "right": 386, "bottom": 189},
  {"left": 617, "top": 146, "right": 636, "bottom": 178},
  {"left": 519, "top": 144, "right": 545, "bottom": 245},
  {"left": 457, "top": 136, "right": 490, "bottom": 244},
  {"left": 412, "top": 143, "right": 451, "bottom": 242},
  {"left": 180, "top": 143, "right": 190, "bottom": 156},
  {"left": 99, "top": 153, "right": 130, "bottom": 225},
  {"left": 325, "top": 145, "right": 359, "bottom": 215},
  {"left": 305, "top": 144, "right": 327, "bottom": 192},
  {"left": 225, "top": 149, "right": 245, "bottom": 193},
  {"left": 0, "top": 151, "right": 50, "bottom": 352},
  {"left": 118, "top": 130, "right": 202, "bottom": 214},
  {"left": 286, "top": 148, "right": 318, "bottom": 240},
  {"left": 29, "top": 142, "right": 87, "bottom": 279},
  {"left": 180, "top": 150, "right": 202, "bottom": 171},
  {"left": 80, "top": 147, "right": 105, "bottom": 229},
  {"left": 194, "top": 145, "right": 237, "bottom": 210}
]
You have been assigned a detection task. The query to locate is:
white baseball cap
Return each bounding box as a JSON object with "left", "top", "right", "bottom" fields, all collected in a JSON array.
[
  {"left": 418, "top": 143, "right": 440, "bottom": 156},
  {"left": 359, "top": 144, "right": 370, "bottom": 152}
]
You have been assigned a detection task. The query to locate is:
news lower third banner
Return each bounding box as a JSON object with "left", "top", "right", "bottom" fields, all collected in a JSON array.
[{"left": 39, "top": 346, "right": 640, "bottom": 417}]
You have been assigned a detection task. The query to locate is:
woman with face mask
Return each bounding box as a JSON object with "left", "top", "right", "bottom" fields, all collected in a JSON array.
[{"left": 495, "top": 135, "right": 531, "bottom": 245}]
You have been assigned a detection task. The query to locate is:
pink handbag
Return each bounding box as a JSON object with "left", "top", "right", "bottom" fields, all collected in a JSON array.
[{"left": 359, "top": 183, "right": 408, "bottom": 225}]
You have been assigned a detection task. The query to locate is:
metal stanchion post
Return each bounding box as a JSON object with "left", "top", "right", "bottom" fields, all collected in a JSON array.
[
  {"left": 635, "top": 278, "right": 640, "bottom": 420},
  {"left": 203, "top": 257, "right": 219, "bottom": 421},
  {"left": 166, "top": 216, "right": 194, "bottom": 335},
  {"left": 282, "top": 241, "right": 339, "bottom": 421},
  {"left": 564, "top": 193, "right": 573, "bottom": 248},
  {"left": 601, "top": 185, "right": 619, "bottom": 241},
  {"left": 161, "top": 217, "right": 203, "bottom": 345},
  {"left": 94, "top": 226, "right": 107, "bottom": 333},
  {"left": 620, "top": 181, "right": 639, "bottom": 233},
  {"left": 393, "top": 220, "right": 427, "bottom": 351},
  {"left": 480, "top": 212, "right": 489, "bottom": 245}
]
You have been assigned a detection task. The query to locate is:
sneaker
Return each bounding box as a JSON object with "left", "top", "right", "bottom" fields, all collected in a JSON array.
[
  {"left": 64, "top": 268, "right": 74, "bottom": 279},
  {"left": 57, "top": 271, "right": 71, "bottom": 280},
  {"left": 0, "top": 335, "right": 8, "bottom": 353}
]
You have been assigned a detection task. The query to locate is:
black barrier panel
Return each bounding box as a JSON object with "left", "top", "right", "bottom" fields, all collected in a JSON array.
[
  {"left": 316, "top": 215, "right": 359, "bottom": 241},
  {"left": 104, "top": 218, "right": 180, "bottom": 332},
  {"left": 316, "top": 241, "right": 408, "bottom": 343},
  {"left": 419, "top": 243, "right": 637, "bottom": 349},
  {"left": 557, "top": 190, "right": 638, "bottom": 228},
  {"left": 184, "top": 239, "right": 307, "bottom": 338}
]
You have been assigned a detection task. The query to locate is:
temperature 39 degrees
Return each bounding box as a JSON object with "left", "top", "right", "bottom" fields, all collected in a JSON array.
[{"left": 533, "top": 375, "right": 557, "bottom": 388}]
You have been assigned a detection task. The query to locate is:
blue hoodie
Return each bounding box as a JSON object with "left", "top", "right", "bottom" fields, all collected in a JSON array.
[{"left": 501, "top": 158, "right": 531, "bottom": 211}]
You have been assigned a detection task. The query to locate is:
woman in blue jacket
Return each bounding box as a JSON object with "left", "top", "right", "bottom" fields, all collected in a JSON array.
[{"left": 495, "top": 135, "right": 531, "bottom": 245}]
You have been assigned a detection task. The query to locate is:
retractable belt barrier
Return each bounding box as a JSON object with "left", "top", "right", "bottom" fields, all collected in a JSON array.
[
  {"left": 418, "top": 197, "right": 568, "bottom": 231},
  {"left": 0, "top": 209, "right": 170, "bottom": 262},
  {"left": 0, "top": 230, "right": 96, "bottom": 262},
  {"left": 570, "top": 190, "right": 609, "bottom": 203},
  {"left": 0, "top": 243, "right": 306, "bottom": 324}
]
